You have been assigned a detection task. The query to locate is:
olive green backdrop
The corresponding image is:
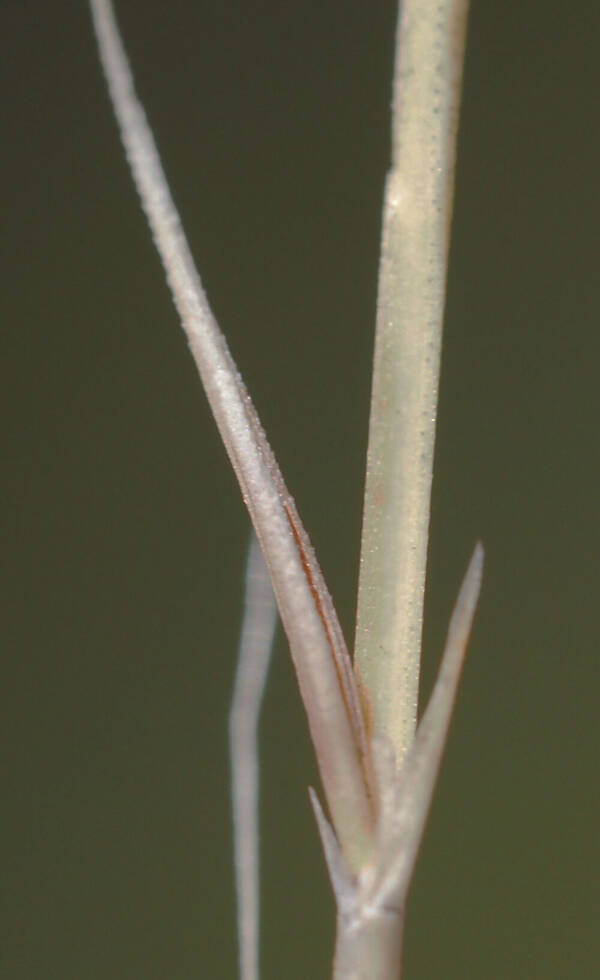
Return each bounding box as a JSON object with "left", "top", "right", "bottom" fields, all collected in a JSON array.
[{"left": 3, "top": 1, "right": 599, "bottom": 977}]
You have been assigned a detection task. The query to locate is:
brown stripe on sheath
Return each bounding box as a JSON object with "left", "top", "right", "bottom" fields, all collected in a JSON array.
[{"left": 283, "top": 501, "right": 376, "bottom": 812}]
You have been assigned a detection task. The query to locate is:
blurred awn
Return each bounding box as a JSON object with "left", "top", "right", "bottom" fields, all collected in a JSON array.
[{"left": 229, "top": 535, "right": 277, "bottom": 980}]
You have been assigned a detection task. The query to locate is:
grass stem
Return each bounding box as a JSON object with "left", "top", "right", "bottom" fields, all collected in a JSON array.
[{"left": 355, "top": 0, "right": 470, "bottom": 767}]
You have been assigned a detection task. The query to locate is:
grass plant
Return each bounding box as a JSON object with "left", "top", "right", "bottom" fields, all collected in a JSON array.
[{"left": 89, "top": 1, "right": 479, "bottom": 975}]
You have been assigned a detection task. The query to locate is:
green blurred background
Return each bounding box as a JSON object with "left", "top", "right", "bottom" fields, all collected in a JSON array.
[{"left": 3, "top": 1, "right": 599, "bottom": 976}]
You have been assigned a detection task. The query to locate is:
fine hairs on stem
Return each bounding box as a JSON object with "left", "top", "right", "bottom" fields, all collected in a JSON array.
[
  {"left": 88, "top": 1, "right": 479, "bottom": 977},
  {"left": 355, "top": 0, "right": 471, "bottom": 769}
]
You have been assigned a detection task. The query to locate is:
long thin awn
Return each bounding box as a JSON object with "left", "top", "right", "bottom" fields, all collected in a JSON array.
[{"left": 229, "top": 535, "right": 277, "bottom": 980}]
